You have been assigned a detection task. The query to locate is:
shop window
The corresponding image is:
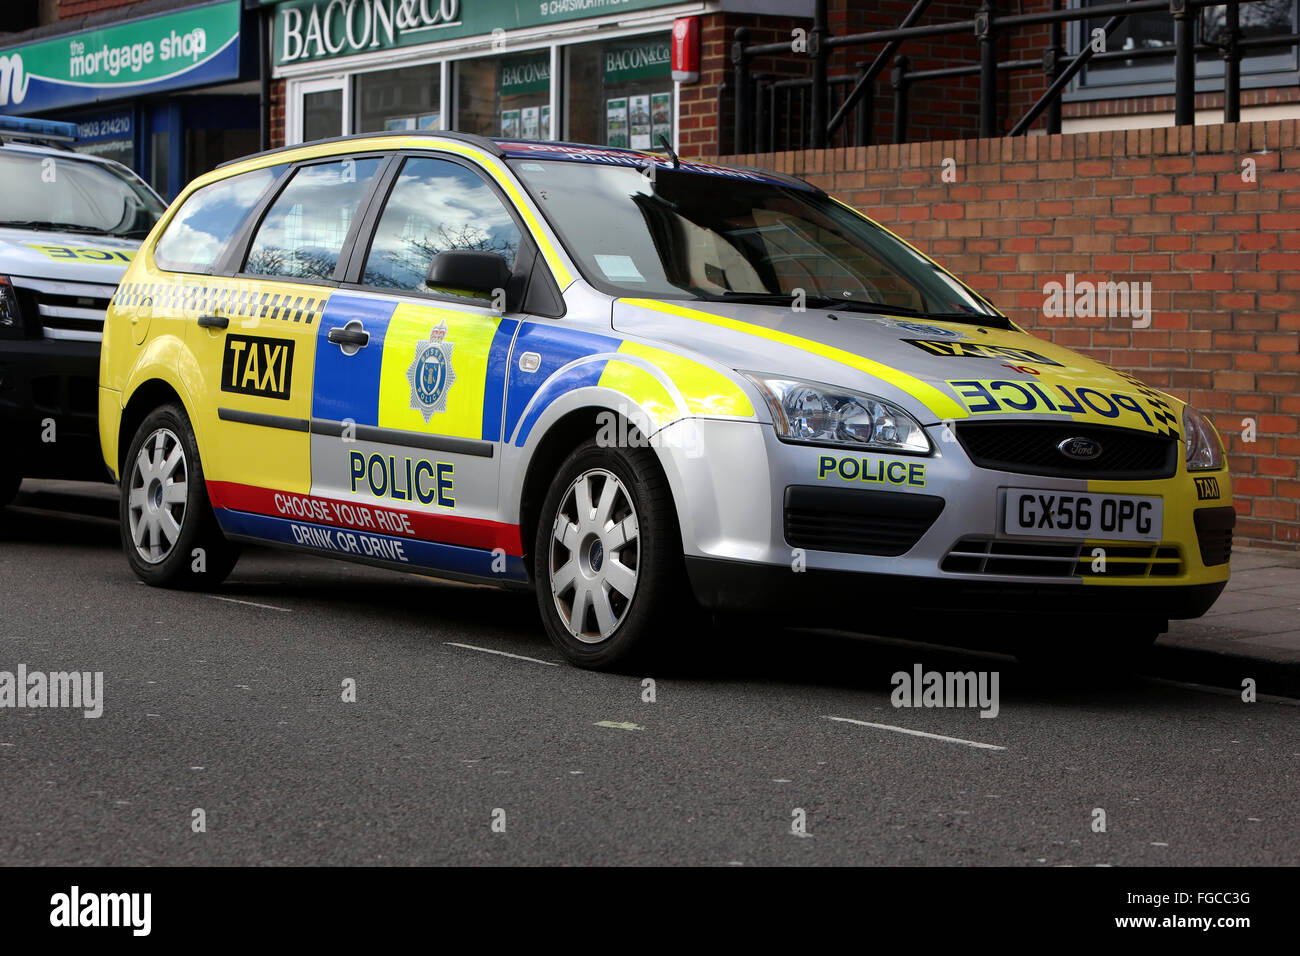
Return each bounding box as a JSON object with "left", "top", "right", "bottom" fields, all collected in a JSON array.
[
  {"left": 187, "top": 128, "right": 260, "bottom": 182},
  {"left": 245, "top": 157, "right": 383, "bottom": 281},
  {"left": 565, "top": 35, "right": 672, "bottom": 149},
  {"left": 456, "top": 51, "right": 551, "bottom": 140},
  {"left": 155, "top": 165, "right": 287, "bottom": 274},
  {"left": 361, "top": 156, "right": 522, "bottom": 294},
  {"left": 355, "top": 66, "right": 441, "bottom": 133},
  {"left": 70, "top": 112, "right": 134, "bottom": 169},
  {"left": 304, "top": 88, "right": 344, "bottom": 140}
]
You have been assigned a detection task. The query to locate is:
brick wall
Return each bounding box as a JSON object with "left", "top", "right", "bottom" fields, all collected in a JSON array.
[
  {"left": 678, "top": 12, "right": 814, "bottom": 155},
  {"left": 270, "top": 78, "right": 285, "bottom": 148},
  {"left": 703, "top": 0, "right": 1300, "bottom": 146},
  {"left": 57, "top": 0, "right": 140, "bottom": 18},
  {"left": 711, "top": 118, "right": 1300, "bottom": 549}
]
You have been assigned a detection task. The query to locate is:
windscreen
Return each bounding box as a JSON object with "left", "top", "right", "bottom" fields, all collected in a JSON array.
[
  {"left": 509, "top": 158, "right": 1001, "bottom": 321},
  {"left": 0, "top": 151, "right": 165, "bottom": 239}
]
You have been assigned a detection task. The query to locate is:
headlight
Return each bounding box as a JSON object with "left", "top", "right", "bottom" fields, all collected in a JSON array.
[
  {"left": 1183, "top": 406, "right": 1224, "bottom": 471},
  {"left": 0, "top": 275, "right": 22, "bottom": 329},
  {"left": 744, "top": 374, "right": 931, "bottom": 454}
]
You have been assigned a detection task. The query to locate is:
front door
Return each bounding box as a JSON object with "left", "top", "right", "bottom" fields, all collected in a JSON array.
[{"left": 307, "top": 153, "right": 529, "bottom": 581}]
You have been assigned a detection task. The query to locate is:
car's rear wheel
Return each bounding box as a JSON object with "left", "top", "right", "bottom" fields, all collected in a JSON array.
[
  {"left": 120, "top": 403, "right": 239, "bottom": 588},
  {"left": 534, "top": 438, "right": 688, "bottom": 669}
]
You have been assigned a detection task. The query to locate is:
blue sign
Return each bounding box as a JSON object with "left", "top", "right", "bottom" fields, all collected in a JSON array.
[{"left": 74, "top": 111, "right": 133, "bottom": 143}]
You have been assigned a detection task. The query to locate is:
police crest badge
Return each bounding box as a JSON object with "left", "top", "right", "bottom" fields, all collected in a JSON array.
[{"left": 407, "top": 321, "right": 457, "bottom": 423}]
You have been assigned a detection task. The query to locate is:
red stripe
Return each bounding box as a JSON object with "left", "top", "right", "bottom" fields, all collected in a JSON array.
[{"left": 207, "top": 481, "right": 523, "bottom": 555}]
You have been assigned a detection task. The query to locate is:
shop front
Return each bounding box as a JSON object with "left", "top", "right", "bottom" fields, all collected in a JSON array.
[
  {"left": 0, "top": 0, "right": 261, "bottom": 198},
  {"left": 270, "top": 0, "right": 691, "bottom": 149}
]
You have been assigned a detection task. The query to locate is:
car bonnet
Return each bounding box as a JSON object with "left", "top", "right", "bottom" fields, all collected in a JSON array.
[{"left": 611, "top": 297, "right": 1185, "bottom": 438}]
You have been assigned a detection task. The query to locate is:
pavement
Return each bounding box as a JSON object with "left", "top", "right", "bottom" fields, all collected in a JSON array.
[
  {"left": 1163, "top": 547, "right": 1300, "bottom": 663},
  {"left": 0, "top": 480, "right": 1296, "bottom": 866}
]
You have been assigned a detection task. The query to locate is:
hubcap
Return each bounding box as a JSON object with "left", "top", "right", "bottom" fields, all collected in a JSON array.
[
  {"left": 549, "top": 468, "right": 640, "bottom": 644},
  {"left": 127, "top": 427, "right": 188, "bottom": 565}
]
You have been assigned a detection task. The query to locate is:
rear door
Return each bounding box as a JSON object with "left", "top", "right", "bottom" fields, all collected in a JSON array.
[
  {"left": 179, "top": 153, "right": 388, "bottom": 538},
  {"left": 306, "top": 152, "right": 534, "bottom": 580}
]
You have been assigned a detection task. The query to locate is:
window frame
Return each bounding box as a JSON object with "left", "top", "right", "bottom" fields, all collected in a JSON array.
[
  {"left": 224, "top": 151, "right": 398, "bottom": 289},
  {"left": 1065, "top": 0, "right": 1300, "bottom": 102}
]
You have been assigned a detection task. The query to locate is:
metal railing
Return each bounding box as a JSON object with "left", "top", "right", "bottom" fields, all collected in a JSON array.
[{"left": 731, "top": 0, "right": 1300, "bottom": 152}]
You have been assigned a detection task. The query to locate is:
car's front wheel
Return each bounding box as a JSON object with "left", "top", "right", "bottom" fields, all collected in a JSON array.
[
  {"left": 534, "top": 438, "right": 687, "bottom": 669},
  {"left": 120, "top": 403, "right": 239, "bottom": 588}
]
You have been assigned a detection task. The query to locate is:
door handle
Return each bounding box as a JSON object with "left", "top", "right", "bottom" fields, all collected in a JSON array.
[
  {"left": 197, "top": 313, "right": 229, "bottom": 329},
  {"left": 328, "top": 325, "right": 370, "bottom": 350}
]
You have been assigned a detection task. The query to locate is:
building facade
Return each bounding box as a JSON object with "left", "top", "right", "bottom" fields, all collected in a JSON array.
[{"left": 0, "top": 0, "right": 264, "bottom": 198}]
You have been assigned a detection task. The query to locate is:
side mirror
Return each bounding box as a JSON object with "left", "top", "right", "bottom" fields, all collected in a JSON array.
[{"left": 425, "top": 250, "right": 512, "bottom": 301}]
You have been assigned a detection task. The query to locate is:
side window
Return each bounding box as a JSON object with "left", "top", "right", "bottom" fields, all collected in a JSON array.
[
  {"left": 153, "top": 165, "right": 286, "bottom": 274},
  {"left": 245, "top": 156, "right": 384, "bottom": 281},
  {"left": 361, "top": 156, "right": 523, "bottom": 293}
]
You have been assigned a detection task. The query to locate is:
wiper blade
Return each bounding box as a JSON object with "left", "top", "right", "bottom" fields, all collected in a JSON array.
[
  {"left": 831, "top": 300, "right": 1004, "bottom": 325},
  {"left": 696, "top": 291, "right": 1005, "bottom": 325},
  {"left": 0, "top": 220, "right": 115, "bottom": 236}
]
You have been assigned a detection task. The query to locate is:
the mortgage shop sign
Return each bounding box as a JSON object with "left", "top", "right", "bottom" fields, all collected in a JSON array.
[{"left": 0, "top": 1, "right": 243, "bottom": 115}]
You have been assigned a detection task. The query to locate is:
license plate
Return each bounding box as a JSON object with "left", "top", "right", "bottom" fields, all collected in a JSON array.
[{"left": 1003, "top": 489, "right": 1163, "bottom": 542}]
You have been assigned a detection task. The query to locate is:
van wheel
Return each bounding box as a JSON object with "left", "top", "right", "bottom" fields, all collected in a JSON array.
[
  {"left": 120, "top": 403, "right": 239, "bottom": 588},
  {"left": 534, "top": 438, "right": 687, "bottom": 670},
  {"left": 0, "top": 468, "right": 19, "bottom": 508}
]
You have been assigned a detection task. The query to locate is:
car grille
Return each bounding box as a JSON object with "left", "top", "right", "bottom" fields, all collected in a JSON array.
[
  {"left": 955, "top": 422, "right": 1177, "bottom": 479},
  {"left": 784, "top": 486, "right": 945, "bottom": 557},
  {"left": 10, "top": 276, "right": 116, "bottom": 342},
  {"left": 1193, "top": 506, "right": 1235, "bottom": 567},
  {"left": 941, "top": 537, "right": 1183, "bottom": 578}
]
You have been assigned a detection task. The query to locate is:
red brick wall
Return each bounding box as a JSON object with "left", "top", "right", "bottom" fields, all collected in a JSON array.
[
  {"left": 270, "top": 78, "right": 285, "bottom": 148},
  {"left": 828, "top": 0, "right": 985, "bottom": 144},
  {"left": 57, "top": 0, "right": 140, "bottom": 18},
  {"left": 711, "top": 119, "right": 1300, "bottom": 549},
  {"left": 678, "top": 12, "right": 814, "bottom": 155}
]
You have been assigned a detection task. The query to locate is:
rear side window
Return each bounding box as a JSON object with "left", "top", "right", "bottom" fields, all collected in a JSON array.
[
  {"left": 245, "top": 157, "right": 384, "bottom": 281},
  {"left": 153, "top": 165, "right": 286, "bottom": 274},
  {"left": 361, "top": 156, "right": 523, "bottom": 292}
]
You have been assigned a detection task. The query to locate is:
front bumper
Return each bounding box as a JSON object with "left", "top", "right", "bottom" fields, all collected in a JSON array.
[
  {"left": 0, "top": 337, "right": 106, "bottom": 481},
  {"left": 686, "top": 555, "right": 1226, "bottom": 621},
  {"left": 654, "top": 417, "right": 1232, "bottom": 621}
]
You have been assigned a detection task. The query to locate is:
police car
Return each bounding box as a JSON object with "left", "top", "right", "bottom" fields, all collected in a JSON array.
[
  {"left": 0, "top": 116, "right": 165, "bottom": 506},
  {"left": 98, "top": 132, "right": 1233, "bottom": 668}
]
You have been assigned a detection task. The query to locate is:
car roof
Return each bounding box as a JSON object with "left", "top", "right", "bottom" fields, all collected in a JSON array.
[
  {"left": 217, "top": 131, "right": 817, "bottom": 192},
  {"left": 0, "top": 139, "right": 121, "bottom": 166}
]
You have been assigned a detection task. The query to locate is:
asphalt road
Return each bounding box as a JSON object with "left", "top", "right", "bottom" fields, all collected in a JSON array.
[{"left": 1, "top": 481, "right": 1295, "bottom": 866}]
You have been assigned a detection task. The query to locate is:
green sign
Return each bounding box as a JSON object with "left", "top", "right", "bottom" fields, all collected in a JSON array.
[
  {"left": 603, "top": 38, "right": 670, "bottom": 84},
  {"left": 274, "top": 0, "right": 681, "bottom": 67},
  {"left": 500, "top": 53, "right": 548, "bottom": 96},
  {"left": 0, "top": 1, "right": 242, "bottom": 115}
]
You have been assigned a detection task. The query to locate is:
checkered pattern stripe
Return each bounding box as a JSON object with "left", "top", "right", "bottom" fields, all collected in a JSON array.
[
  {"left": 111, "top": 281, "right": 326, "bottom": 325},
  {"left": 1118, "top": 372, "right": 1181, "bottom": 440}
]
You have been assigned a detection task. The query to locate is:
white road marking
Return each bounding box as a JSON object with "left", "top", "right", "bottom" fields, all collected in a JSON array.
[
  {"left": 1143, "top": 676, "right": 1300, "bottom": 707},
  {"left": 208, "top": 595, "right": 290, "bottom": 612},
  {"left": 444, "top": 642, "right": 558, "bottom": 666},
  {"left": 824, "top": 716, "right": 1006, "bottom": 751}
]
